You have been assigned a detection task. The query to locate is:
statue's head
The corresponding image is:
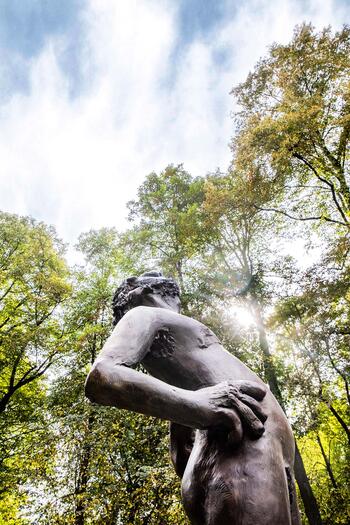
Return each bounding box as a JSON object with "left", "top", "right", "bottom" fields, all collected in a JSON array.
[{"left": 112, "top": 271, "right": 180, "bottom": 324}]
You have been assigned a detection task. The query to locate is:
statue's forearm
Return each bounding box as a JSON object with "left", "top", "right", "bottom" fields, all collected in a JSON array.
[{"left": 85, "top": 362, "right": 203, "bottom": 428}]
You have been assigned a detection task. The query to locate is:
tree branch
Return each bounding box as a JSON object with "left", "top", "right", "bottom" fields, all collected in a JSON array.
[
  {"left": 254, "top": 205, "right": 348, "bottom": 226},
  {"left": 292, "top": 152, "right": 349, "bottom": 224}
]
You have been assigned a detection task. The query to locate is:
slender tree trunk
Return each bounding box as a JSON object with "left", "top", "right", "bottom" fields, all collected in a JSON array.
[
  {"left": 316, "top": 434, "right": 337, "bottom": 489},
  {"left": 74, "top": 331, "right": 102, "bottom": 524},
  {"left": 106, "top": 502, "right": 120, "bottom": 525},
  {"left": 75, "top": 412, "right": 94, "bottom": 525},
  {"left": 251, "top": 299, "right": 323, "bottom": 525},
  {"left": 254, "top": 310, "right": 284, "bottom": 406},
  {"left": 294, "top": 445, "right": 323, "bottom": 525},
  {"left": 175, "top": 260, "right": 185, "bottom": 291},
  {"left": 0, "top": 392, "right": 12, "bottom": 413},
  {"left": 125, "top": 483, "right": 139, "bottom": 524}
]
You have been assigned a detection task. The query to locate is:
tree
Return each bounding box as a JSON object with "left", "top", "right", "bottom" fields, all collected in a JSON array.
[
  {"left": 127, "top": 164, "right": 206, "bottom": 296},
  {"left": 232, "top": 24, "right": 350, "bottom": 229},
  {"left": 203, "top": 169, "right": 284, "bottom": 396},
  {"left": 0, "top": 212, "right": 71, "bottom": 414},
  {"left": 0, "top": 212, "right": 70, "bottom": 522},
  {"left": 229, "top": 24, "right": 350, "bottom": 524},
  {"left": 270, "top": 261, "right": 350, "bottom": 440},
  {"left": 270, "top": 274, "right": 350, "bottom": 524}
]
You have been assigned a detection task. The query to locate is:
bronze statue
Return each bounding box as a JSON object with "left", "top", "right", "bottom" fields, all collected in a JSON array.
[{"left": 85, "top": 271, "right": 301, "bottom": 524}]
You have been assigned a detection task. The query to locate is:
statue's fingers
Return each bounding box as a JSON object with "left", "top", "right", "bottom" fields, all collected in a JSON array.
[
  {"left": 235, "top": 392, "right": 268, "bottom": 423},
  {"left": 230, "top": 397, "right": 265, "bottom": 438},
  {"left": 235, "top": 380, "right": 267, "bottom": 401},
  {"left": 220, "top": 407, "right": 243, "bottom": 445}
]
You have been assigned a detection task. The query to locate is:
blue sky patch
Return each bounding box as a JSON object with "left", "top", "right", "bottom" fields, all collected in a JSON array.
[
  {"left": 177, "top": 0, "right": 229, "bottom": 44},
  {"left": 0, "top": 0, "right": 83, "bottom": 57},
  {"left": 0, "top": 0, "right": 85, "bottom": 100}
]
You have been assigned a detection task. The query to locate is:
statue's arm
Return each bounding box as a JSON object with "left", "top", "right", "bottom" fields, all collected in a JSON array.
[
  {"left": 85, "top": 306, "right": 266, "bottom": 435},
  {"left": 85, "top": 306, "right": 213, "bottom": 428}
]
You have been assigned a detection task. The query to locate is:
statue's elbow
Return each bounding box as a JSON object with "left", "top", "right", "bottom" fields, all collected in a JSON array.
[
  {"left": 85, "top": 362, "right": 107, "bottom": 403},
  {"left": 85, "top": 361, "right": 128, "bottom": 407}
]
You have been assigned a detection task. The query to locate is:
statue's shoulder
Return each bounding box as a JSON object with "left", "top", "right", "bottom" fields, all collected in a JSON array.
[
  {"left": 123, "top": 306, "right": 197, "bottom": 328},
  {"left": 125, "top": 307, "right": 219, "bottom": 345},
  {"left": 196, "top": 324, "right": 220, "bottom": 348}
]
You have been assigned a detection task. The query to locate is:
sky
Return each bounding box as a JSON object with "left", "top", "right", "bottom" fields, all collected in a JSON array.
[{"left": 0, "top": 0, "right": 349, "bottom": 251}]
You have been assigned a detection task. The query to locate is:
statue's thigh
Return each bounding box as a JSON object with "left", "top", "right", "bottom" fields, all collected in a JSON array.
[
  {"left": 199, "top": 474, "right": 291, "bottom": 525},
  {"left": 181, "top": 445, "right": 293, "bottom": 525},
  {"left": 205, "top": 477, "right": 243, "bottom": 525},
  {"left": 181, "top": 470, "right": 243, "bottom": 525},
  {"left": 181, "top": 468, "right": 206, "bottom": 525},
  {"left": 180, "top": 440, "right": 208, "bottom": 525}
]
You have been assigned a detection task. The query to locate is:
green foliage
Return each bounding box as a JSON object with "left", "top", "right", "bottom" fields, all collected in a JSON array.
[
  {"left": 232, "top": 24, "right": 350, "bottom": 228},
  {"left": 297, "top": 415, "right": 349, "bottom": 524},
  {"left": 0, "top": 212, "right": 70, "bottom": 521},
  {"left": 127, "top": 164, "right": 207, "bottom": 297},
  {"left": 0, "top": 212, "right": 71, "bottom": 409},
  {"left": 203, "top": 169, "right": 274, "bottom": 295}
]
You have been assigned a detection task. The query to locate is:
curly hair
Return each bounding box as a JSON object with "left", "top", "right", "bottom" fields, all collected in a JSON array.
[{"left": 112, "top": 271, "right": 180, "bottom": 325}]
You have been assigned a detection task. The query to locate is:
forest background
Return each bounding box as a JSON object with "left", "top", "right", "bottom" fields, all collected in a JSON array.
[{"left": 0, "top": 19, "right": 349, "bottom": 525}]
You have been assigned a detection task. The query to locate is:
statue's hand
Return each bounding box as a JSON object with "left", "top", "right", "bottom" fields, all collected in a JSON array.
[{"left": 194, "top": 380, "right": 267, "bottom": 441}]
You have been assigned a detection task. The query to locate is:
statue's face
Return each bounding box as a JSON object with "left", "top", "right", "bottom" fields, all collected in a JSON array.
[{"left": 127, "top": 285, "right": 181, "bottom": 313}]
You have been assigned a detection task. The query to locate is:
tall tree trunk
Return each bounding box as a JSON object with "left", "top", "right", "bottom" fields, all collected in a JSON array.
[
  {"left": 74, "top": 332, "right": 101, "bottom": 524},
  {"left": 316, "top": 434, "right": 337, "bottom": 489},
  {"left": 294, "top": 445, "right": 323, "bottom": 525},
  {"left": 251, "top": 299, "right": 323, "bottom": 525},
  {"left": 254, "top": 310, "right": 284, "bottom": 406}
]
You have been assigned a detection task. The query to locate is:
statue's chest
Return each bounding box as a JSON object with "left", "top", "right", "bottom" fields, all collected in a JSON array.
[
  {"left": 142, "top": 326, "right": 221, "bottom": 390},
  {"left": 146, "top": 326, "right": 219, "bottom": 361}
]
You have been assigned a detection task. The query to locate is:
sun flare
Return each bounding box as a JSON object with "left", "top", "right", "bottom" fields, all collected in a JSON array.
[{"left": 229, "top": 305, "right": 255, "bottom": 328}]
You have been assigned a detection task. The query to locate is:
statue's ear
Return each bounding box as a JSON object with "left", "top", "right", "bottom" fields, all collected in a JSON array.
[{"left": 126, "top": 276, "right": 137, "bottom": 285}]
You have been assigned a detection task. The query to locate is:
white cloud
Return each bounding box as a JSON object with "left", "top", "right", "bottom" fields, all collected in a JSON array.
[{"left": 0, "top": 0, "right": 348, "bottom": 250}]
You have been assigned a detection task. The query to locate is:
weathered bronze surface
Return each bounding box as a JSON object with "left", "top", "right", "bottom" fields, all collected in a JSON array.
[{"left": 85, "top": 271, "right": 301, "bottom": 524}]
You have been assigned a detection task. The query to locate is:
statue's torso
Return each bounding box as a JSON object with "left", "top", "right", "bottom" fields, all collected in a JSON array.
[
  {"left": 142, "top": 313, "right": 295, "bottom": 524},
  {"left": 141, "top": 313, "right": 292, "bottom": 457}
]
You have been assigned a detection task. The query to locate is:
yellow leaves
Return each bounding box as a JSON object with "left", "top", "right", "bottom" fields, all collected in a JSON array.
[
  {"left": 231, "top": 25, "right": 350, "bottom": 227},
  {"left": 0, "top": 493, "right": 27, "bottom": 525},
  {"left": 203, "top": 180, "right": 231, "bottom": 223}
]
